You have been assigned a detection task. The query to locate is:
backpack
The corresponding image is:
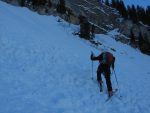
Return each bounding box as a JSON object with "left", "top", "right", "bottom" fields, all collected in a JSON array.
[{"left": 102, "top": 52, "right": 113, "bottom": 64}]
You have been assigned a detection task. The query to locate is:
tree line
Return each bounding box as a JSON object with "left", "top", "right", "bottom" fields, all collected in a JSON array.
[
  {"left": 105, "top": 0, "right": 150, "bottom": 25},
  {"left": 105, "top": 0, "right": 150, "bottom": 55}
]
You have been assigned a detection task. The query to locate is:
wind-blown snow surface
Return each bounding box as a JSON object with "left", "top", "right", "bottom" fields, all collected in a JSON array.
[{"left": 0, "top": 1, "right": 150, "bottom": 113}]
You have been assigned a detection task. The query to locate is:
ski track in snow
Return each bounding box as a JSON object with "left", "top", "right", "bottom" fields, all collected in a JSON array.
[{"left": 0, "top": 1, "right": 150, "bottom": 113}]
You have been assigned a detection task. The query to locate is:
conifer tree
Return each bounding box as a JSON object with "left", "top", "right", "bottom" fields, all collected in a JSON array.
[
  {"left": 78, "top": 15, "right": 90, "bottom": 40},
  {"left": 136, "top": 5, "right": 142, "bottom": 21},
  {"left": 146, "top": 6, "right": 150, "bottom": 25},
  {"left": 140, "top": 34, "right": 150, "bottom": 54},
  {"left": 105, "top": 0, "right": 110, "bottom": 6},
  {"left": 115, "top": 0, "right": 120, "bottom": 9},
  {"left": 129, "top": 29, "right": 136, "bottom": 45},
  {"left": 138, "top": 32, "right": 144, "bottom": 48},
  {"left": 20, "top": 0, "right": 25, "bottom": 7},
  {"left": 47, "top": 0, "right": 52, "bottom": 8},
  {"left": 57, "top": 0, "right": 66, "bottom": 14},
  {"left": 119, "top": 0, "right": 128, "bottom": 19},
  {"left": 136, "top": 6, "right": 146, "bottom": 23},
  {"left": 111, "top": 0, "right": 117, "bottom": 8},
  {"left": 127, "top": 5, "right": 132, "bottom": 19},
  {"left": 132, "top": 5, "right": 138, "bottom": 23},
  {"left": 32, "top": 0, "right": 46, "bottom": 6}
]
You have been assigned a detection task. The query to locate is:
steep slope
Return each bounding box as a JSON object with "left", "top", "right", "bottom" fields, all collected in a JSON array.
[{"left": 0, "top": 1, "right": 150, "bottom": 113}]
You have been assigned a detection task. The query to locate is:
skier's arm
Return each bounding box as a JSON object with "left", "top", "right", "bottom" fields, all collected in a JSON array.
[{"left": 91, "top": 54, "right": 102, "bottom": 61}]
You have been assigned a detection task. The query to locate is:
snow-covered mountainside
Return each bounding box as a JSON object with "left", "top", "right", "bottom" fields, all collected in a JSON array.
[{"left": 0, "top": 1, "right": 150, "bottom": 113}]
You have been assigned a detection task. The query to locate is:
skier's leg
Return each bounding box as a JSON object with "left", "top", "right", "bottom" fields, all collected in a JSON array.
[
  {"left": 105, "top": 71, "right": 113, "bottom": 97},
  {"left": 97, "top": 65, "right": 103, "bottom": 92}
]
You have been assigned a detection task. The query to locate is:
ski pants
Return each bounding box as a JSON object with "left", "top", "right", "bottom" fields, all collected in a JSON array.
[{"left": 97, "top": 64, "right": 112, "bottom": 92}]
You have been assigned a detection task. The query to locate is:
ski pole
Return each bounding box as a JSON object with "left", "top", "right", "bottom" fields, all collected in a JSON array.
[
  {"left": 91, "top": 51, "right": 94, "bottom": 80},
  {"left": 113, "top": 69, "right": 122, "bottom": 97},
  {"left": 113, "top": 69, "right": 119, "bottom": 88},
  {"left": 91, "top": 60, "right": 93, "bottom": 80}
]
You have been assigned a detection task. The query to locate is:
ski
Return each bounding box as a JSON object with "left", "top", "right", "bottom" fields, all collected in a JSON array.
[{"left": 105, "top": 89, "right": 118, "bottom": 102}]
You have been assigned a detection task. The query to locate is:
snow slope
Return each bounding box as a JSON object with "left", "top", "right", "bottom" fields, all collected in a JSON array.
[{"left": 0, "top": 1, "right": 150, "bottom": 113}]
